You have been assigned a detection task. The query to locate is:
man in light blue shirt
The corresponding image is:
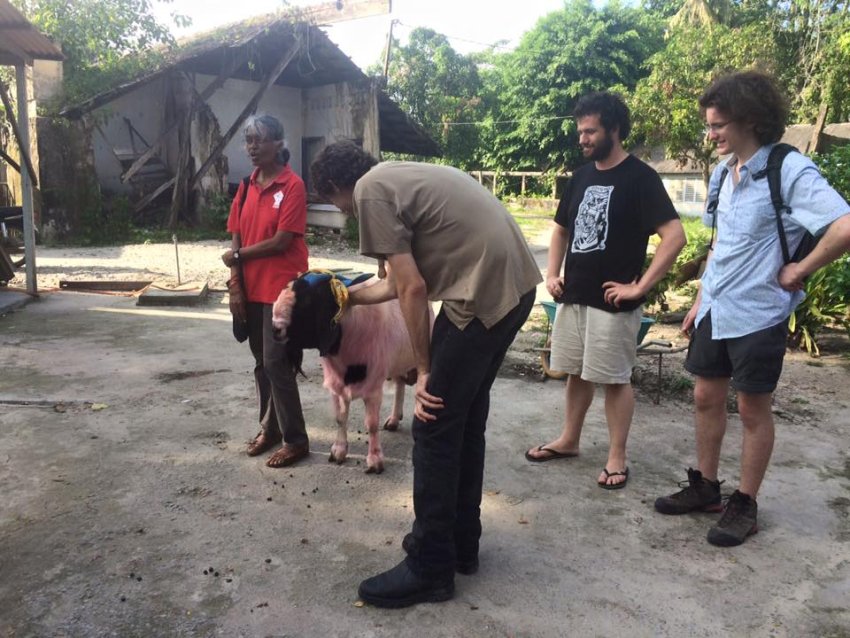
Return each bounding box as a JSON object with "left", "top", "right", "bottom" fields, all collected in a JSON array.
[{"left": 655, "top": 71, "right": 850, "bottom": 547}]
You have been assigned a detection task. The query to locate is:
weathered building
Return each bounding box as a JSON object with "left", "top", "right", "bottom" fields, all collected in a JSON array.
[{"left": 60, "top": 12, "right": 439, "bottom": 232}]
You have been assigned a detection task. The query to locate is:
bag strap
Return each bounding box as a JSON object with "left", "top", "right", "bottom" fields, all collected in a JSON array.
[
  {"left": 232, "top": 176, "right": 251, "bottom": 289},
  {"left": 753, "top": 143, "right": 797, "bottom": 264},
  {"left": 707, "top": 165, "right": 728, "bottom": 252}
]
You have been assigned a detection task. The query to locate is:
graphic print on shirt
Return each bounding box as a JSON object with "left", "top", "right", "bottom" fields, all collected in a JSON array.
[{"left": 572, "top": 185, "right": 613, "bottom": 253}]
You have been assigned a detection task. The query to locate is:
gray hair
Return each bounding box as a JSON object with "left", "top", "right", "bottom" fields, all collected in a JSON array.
[{"left": 244, "top": 114, "right": 290, "bottom": 165}]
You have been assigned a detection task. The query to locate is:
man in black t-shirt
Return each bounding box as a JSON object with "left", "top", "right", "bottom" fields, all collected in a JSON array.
[{"left": 525, "top": 92, "right": 686, "bottom": 489}]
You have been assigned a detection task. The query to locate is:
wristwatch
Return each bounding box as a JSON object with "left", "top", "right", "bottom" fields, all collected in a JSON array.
[{"left": 233, "top": 249, "right": 241, "bottom": 262}]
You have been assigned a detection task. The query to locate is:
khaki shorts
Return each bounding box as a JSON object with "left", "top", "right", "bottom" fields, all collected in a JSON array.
[{"left": 549, "top": 303, "right": 642, "bottom": 384}]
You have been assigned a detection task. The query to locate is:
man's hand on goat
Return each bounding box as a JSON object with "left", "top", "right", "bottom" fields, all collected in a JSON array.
[{"left": 414, "top": 372, "right": 443, "bottom": 422}]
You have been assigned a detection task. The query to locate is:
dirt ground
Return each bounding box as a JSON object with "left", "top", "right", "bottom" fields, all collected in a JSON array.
[{"left": 1, "top": 235, "right": 849, "bottom": 637}]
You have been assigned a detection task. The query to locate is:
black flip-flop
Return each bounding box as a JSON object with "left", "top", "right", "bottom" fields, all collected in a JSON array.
[
  {"left": 524, "top": 445, "right": 579, "bottom": 463},
  {"left": 598, "top": 467, "right": 629, "bottom": 490}
]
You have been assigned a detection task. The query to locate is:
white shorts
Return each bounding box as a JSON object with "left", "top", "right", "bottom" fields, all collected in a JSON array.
[{"left": 549, "top": 303, "right": 642, "bottom": 385}]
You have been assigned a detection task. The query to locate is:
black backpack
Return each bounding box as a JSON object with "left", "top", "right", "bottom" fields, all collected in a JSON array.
[{"left": 706, "top": 143, "right": 818, "bottom": 265}]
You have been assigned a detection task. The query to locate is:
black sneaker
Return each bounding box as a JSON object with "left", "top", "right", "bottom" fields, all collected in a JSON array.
[
  {"left": 357, "top": 560, "right": 454, "bottom": 608},
  {"left": 707, "top": 490, "right": 758, "bottom": 547},
  {"left": 654, "top": 468, "right": 723, "bottom": 515}
]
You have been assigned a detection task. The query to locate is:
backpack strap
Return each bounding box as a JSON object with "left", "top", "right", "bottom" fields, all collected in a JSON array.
[
  {"left": 752, "top": 143, "right": 797, "bottom": 264},
  {"left": 706, "top": 165, "right": 728, "bottom": 251}
]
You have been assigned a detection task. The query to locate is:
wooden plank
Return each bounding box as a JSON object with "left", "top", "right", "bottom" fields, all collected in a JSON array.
[
  {"left": 807, "top": 103, "right": 829, "bottom": 154},
  {"left": 168, "top": 109, "right": 194, "bottom": 228},
  {"left": 134, "top": 176, "right": 176, "bottom": 213},
  {"left": 0, "top": 148, "right": 21, "bottom": 174},
  {"left": 93, "top": 122, "right": 127, "bottom": 170},
  {"left": 189, "top": 39, "right": 301, "bottom": 191},
  {"left": 59, "top": 280, "right": 152, "bottom": 291},
  {"left": 0, "top": 80, "right": 37, "bottom": 187},
  {"left": 121, "top": 49, "right": 251, "bottom": 184}
]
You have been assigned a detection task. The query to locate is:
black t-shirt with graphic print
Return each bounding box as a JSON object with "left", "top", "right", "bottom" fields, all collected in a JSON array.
[{"left": 554, "top": 154, "right": 679, "bottom": 313}]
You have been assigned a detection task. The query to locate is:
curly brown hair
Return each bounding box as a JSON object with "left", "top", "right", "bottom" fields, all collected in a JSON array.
[
  {"left": 310, "top": 141, "right": 378, "bottom": 198},
  {"left": 574, "top": 91, "right": 631, "bottom": 140},
  {"left": 699, "top": 71, "right": 788, "bottom": 145}
]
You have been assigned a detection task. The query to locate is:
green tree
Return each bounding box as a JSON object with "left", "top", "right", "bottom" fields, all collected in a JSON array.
[
  {"left": 479, "top": 0, "right": 664, "bottom": 173},
  {"left": 12, "top": 0, "right": 189, "bottom": 106},
  {"left": 382, "top": 28, "right": 484, "bottom": 167},
  {"left": 630, "top": 22, "right": 777, "bottom": 186}
]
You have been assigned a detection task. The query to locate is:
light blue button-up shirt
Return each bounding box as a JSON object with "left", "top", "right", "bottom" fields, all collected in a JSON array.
[{"left": 697, "top": 144, "right": 849, "bottom": 339}]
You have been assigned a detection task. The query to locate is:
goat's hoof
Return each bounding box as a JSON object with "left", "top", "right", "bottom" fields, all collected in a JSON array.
[
  {"left": 328, "top": 453, "right": 346, "bottom": 465},
  {"left": 382, "top": 418, "right": 400, "bottom": 432},
  {"left": 365, "top": 464, "right": 384, "bottom": 475}
]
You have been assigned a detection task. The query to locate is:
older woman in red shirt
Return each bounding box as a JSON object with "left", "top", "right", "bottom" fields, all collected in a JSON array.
[{"left": 222, "top": 114, "right": 310, "bottom": 468}]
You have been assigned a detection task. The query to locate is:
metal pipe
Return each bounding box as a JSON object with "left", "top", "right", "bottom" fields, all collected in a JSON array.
[{"left": 173, "top": 234, "right": 182, "bottom": 285}]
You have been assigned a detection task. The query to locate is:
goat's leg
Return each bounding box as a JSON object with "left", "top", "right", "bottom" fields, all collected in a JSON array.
[
  {"left": 363, "top": 393, "right": 385, "bottom": 474},
  {"left": 329, "top": 393, "right": 350, "bottom": 464},
  {"left": 382, "top": 379, "right": 406, "bottom": 431}
]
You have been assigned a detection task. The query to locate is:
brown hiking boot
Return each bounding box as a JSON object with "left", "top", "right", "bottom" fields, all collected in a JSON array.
[
  {"left": 654, "top": 468, "right": 723, "bottom": 515},
  {"left": 707, "top": 490, "right": 758, "bottom": 547}
]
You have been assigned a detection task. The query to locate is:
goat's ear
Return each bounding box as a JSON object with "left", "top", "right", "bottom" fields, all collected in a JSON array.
[
  {"left": 317, "top": 322, "right": 342, "bottom": 357},
  {"left": 285, "top": 342, "right": 305, "bottom": 376}
]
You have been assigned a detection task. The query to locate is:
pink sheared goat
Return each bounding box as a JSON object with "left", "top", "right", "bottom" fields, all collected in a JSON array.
[{"left": 272, "top": 271, "right": 432, "bottom": 474}]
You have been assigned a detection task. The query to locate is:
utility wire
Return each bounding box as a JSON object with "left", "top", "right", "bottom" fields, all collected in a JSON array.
[
  {"left": 393, "top": 20, "right": 514, "bottom": 51},
  {"left": 442, "top": 114, "right": 574, "bottom": 127}
]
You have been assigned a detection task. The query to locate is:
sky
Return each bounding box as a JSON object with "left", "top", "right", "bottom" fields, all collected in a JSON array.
[{"left": 154, "top": 0, "right": 568, "bottom": 71}]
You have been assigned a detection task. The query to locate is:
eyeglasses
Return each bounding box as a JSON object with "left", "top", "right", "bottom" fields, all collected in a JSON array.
[
  {"left": 704, "top": 121, "right": 731, "bottom": 135},
  {"left": 244, "top": 135, "right": 275, "bottom": 146}
]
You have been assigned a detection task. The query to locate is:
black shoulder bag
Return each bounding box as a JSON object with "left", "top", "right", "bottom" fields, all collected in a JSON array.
[{"left": 232, "top": 176, "right": 251, "bottom": 343}]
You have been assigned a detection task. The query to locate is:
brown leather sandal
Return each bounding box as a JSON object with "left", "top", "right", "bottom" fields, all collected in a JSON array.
[
  {"left": 246, "top": 431, "right": 281, "bottom": 457},
  {"left": 266, "top": 443, "right": 310, "bottom": 468}
]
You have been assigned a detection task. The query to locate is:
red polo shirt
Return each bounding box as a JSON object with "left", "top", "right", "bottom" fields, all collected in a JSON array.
[{"left": 226, "top": 165, "right": 309, "bottom": 303}]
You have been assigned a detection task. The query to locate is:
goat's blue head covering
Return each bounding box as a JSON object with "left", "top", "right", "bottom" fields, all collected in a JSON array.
[{"left": 300, "top": 271, "right": 374, "bottom": 288}]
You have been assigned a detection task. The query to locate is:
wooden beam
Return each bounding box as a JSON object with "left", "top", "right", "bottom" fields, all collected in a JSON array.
[
  {"left": 121, "top": 49, "right": 251, "bottom": 184},
  {"left": 92, "top": 121, "right": 126, "bottom": 170},
  {"left": 0, "top": 80, "right": 37, "bottom": 187},
  {"left": 807, "top": 103, "right": 829, "bottom": 154},
  {"left": 134, "top": 176, "right": 176, "bottom": 214},
  {"left": 189, "top": 38, "right": 301, "bottom": 191},
  {"left": 0, "top": 148, "right": 21, "bottom": 174},
  {"left": 14, "top": 64, "right": 36, "bottom": 294},
  {"left": 297, "top": 0, "right": 391, "bottom": 25}
]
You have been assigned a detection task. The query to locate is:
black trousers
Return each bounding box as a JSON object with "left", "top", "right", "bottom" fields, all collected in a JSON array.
[
  {"left": 405, "top": 290, "right": 535, "bottom": 578},
  {"left": 246, "top": 302, "right": 307, "bottom": 446}
]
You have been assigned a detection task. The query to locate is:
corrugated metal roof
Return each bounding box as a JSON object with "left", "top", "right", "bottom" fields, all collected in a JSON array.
[
  {"left": 60, "top": 15, "right": 440, "bottom": 157},
  {"left": 0, "top": 0, "right": 64, "bottom": 65}
]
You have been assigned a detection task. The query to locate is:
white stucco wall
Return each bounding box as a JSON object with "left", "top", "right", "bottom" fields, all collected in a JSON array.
[
  {"left": 661, "top": 175, "right": 707, "bottom": 217},
  {"left": 302, "top": 82, "right": 373, "bottom": 145},
  {"left": 91, "top": 76, "right": 168, "bottom": 195},
  {"left": 196, "top": 75, "right": 303, "bottom": 185}
]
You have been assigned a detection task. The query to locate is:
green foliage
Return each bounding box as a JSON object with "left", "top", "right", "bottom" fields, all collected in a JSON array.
[
  {"left": 630, "top": 22, "right": 777, "bottom": 186},
  {"left": 786, "top": 144, "right": 850, "bottom": 355},
  {"left": 812, "top": 144, "right": 850, "bottom": 201},
  {"left": 77, "top": 194, "right": 133, "bottom": 245},
  {"left": 12, "top": 0, "right": 189, "bottom": 107},
  {"left": 789, "top": 256, "right": 850, "bottom": 356},
  {"left": 198, "top": 191, "right": 232, "bottom": 233},
  {"left": 479, "top": 0, "right": 664, "bottom": 173},
  {"left": 384, "top": 28, "right": 484, "bottom": 168},
  {"left": 343, "top": 215, "right": 359, "bottom": 248}
]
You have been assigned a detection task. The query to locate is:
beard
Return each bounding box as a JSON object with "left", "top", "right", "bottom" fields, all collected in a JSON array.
[{"left": 583, "top": 132, "right": 615, "bottom": 162}]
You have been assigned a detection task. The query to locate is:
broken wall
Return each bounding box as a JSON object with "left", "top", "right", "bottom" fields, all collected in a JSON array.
[
  {"left": 36, "top": 116, "right": 100, "bottom": 241},
  {"left": 196, "top": 75, "right": 303, "bottom": 185}
]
